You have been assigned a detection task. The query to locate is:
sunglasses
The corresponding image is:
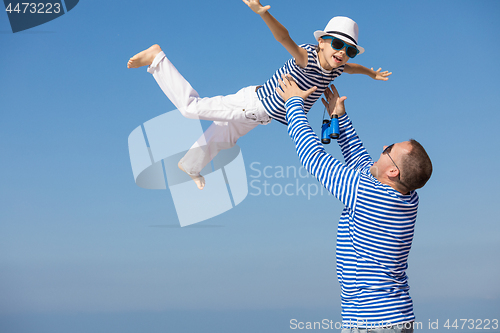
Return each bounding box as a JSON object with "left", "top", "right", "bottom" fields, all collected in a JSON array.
[
  {"left": 383, "top": 144, "right": 402, "bottom": 180},
  {"left": 322, "top": 36, "right": 359, "bottom": 59}
]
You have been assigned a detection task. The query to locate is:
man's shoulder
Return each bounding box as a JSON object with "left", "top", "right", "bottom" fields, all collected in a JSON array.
[{"left": 358, "top": 171, "right": 420, "bottom": 206}]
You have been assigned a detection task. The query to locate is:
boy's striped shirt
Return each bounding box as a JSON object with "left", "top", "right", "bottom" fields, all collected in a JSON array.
[
  {"left": 286, "top": 97, "right": 418, "bottom": 328},
  {"left": 256, "top": 44, "right": 344, "bottom": 125}
]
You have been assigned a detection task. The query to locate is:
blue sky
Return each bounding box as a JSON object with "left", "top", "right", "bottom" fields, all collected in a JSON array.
[{"left": 1, "top": 0, "right": 499, "bottom": 332}]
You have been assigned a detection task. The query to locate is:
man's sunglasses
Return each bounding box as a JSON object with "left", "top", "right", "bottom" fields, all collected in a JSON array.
[
  {"left": 322, "top": 36, "right": 360, "bottom": 59},
  {"left": 383, "top": 144, "right": 402, "bottom": 181}
]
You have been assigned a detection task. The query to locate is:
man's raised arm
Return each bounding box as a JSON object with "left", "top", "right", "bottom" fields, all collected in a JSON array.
[
  {"left": 276, "top": 77, "right": 359, "bottom": 208},
  {"left": 321, "top": 84, "right": 372, "bottom": 171}
]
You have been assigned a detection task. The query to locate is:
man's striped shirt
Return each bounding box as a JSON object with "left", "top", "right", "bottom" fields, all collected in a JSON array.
[
  {"left": 285, "top": 97, "right": 418, "bottom": 328},
  {"left": 256, "top": 44, "right": 344, "bottom": 125}
]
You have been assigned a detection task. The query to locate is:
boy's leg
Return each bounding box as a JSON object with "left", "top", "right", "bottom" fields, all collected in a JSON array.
[
  {"left": 128, "top": 45, "right": 256, "bottom": 123},
  {"left": 179, "top": 119, "right": 260, "bottom": 189},
  {"left": 146, "top": 51, "right": 252, "bottom": 123},
  {"left": 128, "top": 45, "right": 271, "bottom": 189},
  {"left": 179, "top": 85, "right": 270, "bottom": 189}
]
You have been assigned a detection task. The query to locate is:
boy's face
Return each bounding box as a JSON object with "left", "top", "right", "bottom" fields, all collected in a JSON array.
[{"left": 318, "top": 37, "right": 352, "bottom": 71}]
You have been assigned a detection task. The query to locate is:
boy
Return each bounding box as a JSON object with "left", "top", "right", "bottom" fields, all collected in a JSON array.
[{"left": 127, "top": 0, "right": 391, "bottom": 189}]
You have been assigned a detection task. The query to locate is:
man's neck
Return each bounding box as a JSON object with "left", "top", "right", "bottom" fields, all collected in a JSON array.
[{"left": 377, "top": 176, "right": 410, "bottom": 195}]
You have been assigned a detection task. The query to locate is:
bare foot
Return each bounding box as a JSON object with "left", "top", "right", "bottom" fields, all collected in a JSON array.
[
  {"left": 178, "top": 161, "right": 205, "bottom": 190},
  {"left": 127, "top": 44, "right": 162, "bottom": 69}
]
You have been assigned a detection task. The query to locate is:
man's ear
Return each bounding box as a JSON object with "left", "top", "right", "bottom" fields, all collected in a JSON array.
[{"left": 387, "top": 167, "right": 400, "bottom": 179}]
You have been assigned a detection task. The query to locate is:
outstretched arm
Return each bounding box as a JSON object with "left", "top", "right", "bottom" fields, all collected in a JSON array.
[
  {"left": 344, "top": 63, "right": 392, "bottom": 81},
  {"left": 242, "top": 0, "right": 308, "bottom": 67}
]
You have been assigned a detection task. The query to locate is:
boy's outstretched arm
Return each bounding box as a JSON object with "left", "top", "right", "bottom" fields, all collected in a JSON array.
[
  {"left": 242, "top": 0, "right": 308, "bottom": 68},
  {"left": 344, "top": 63, "right": 392, "bottom": 81}
]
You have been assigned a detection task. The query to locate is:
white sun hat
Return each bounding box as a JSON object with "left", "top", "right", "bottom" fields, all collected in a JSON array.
[{"left": 313, "top": 16, "right": 365, "bottom": 55}]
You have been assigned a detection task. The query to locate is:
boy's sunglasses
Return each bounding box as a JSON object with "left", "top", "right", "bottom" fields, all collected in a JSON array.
[{"left": 322, "top": 36, "right": 359, "bottom": 59}]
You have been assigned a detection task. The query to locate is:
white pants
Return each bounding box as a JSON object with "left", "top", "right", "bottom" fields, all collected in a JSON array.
[{"left": 147, "top": 51, "right": 271, "bottom": 175}]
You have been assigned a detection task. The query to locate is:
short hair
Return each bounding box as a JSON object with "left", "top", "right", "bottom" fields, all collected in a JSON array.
[
  {"left": 400, "top": 139, "right": 433, "bottom": 191},
  {"left": 315, "top": 37, "right": 329, "bottom": 52}
]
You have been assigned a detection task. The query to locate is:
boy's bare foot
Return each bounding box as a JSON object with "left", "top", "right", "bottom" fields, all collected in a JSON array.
[
  {"left": 178, "top": 161, "right": 205, "bottom": 190},
  {"left": 127, "top": 44, "right": 162, "bottom": 69}
]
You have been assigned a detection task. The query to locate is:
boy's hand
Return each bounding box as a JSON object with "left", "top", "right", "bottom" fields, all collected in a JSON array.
[
  {"left": 276, "top": 75, "right": 317, "bottom": 102},
  {"left": 322, "top": 84, "right": 347, "bottom": 117},
  {"left": 371, "top": 67, "right": 392, "bottom": 81},
  {"left": 242, "top": 0, "right": 270, "bottom": 15}
]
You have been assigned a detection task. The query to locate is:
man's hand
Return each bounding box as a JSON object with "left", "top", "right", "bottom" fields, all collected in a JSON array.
[
  {"left": 276, "top": 75, "right": 317, "bottom": 103},
  {"left": 371, "top": 67, "right": 392, "bottom": 81},
  {"left": 242, "top": 0, "right": 270, "bottom": 15},
  {"left": 322, "top": 84, "right": 347, "bottom": 117}
]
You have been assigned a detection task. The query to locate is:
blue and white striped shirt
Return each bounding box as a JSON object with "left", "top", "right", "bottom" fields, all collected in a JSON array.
[
  {"left": 286, "top": 97, "right": 418, "bottom": 328},
  {"left": 256, "top": 44, "right": 344, "bottom": 125}
]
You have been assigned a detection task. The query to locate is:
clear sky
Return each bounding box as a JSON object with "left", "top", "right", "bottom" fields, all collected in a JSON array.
[{"left": 1, "top": 1, "right": 499, "bottom": 332}]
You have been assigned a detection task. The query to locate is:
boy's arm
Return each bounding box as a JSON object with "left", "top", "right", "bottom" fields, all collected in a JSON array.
[
  {"left": 243, "top": 0, "right": 308, "bottom": 68},
  {"left": 344, "top": 63, "right": 392, "bottom": 81}
]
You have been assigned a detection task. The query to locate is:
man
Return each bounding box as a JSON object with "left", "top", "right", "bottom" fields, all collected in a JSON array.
[{"left": 276, "top": 76, "right": 432, "bottom": 333}]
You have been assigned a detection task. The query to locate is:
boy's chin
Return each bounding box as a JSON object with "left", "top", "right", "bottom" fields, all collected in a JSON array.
[{"left": 331, "top": 60, "right": 347, "bottom": 69}]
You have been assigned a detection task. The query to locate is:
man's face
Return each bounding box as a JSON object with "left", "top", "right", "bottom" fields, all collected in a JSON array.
[{"left": 370, "top": 141, "right": 412, "bottom": 180}]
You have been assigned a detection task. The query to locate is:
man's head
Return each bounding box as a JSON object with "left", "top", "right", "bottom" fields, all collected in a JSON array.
[{"left": 370, "top": 139, "right": 432, "bottom": 193}]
